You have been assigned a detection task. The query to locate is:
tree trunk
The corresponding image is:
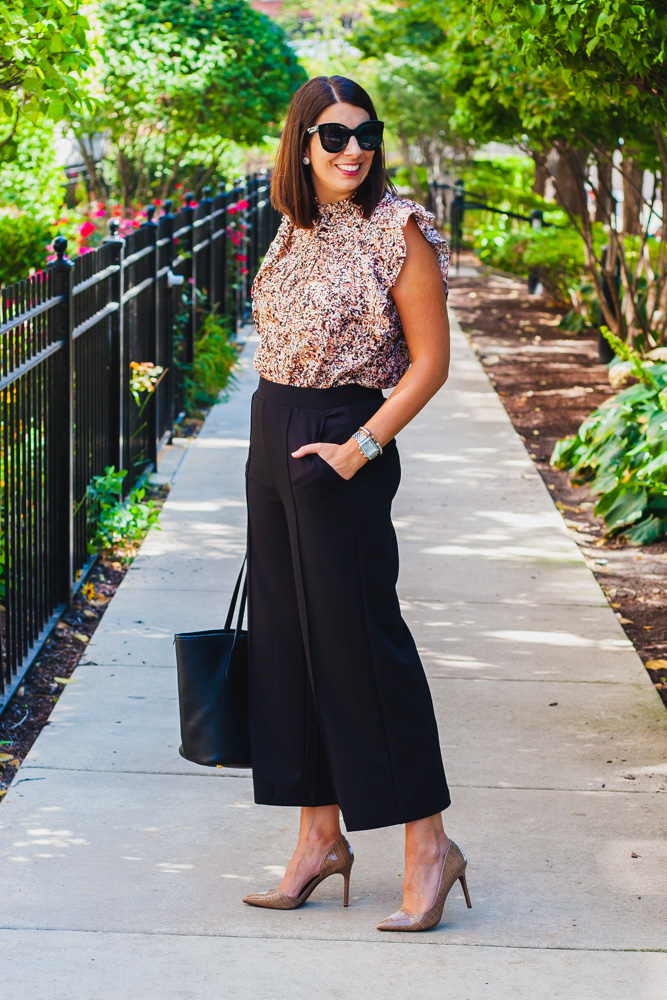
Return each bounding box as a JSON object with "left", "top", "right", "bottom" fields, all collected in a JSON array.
[
  {"left": 553, "top": 147, "right": 589, "bottom": 216},
  {"left": 622, "top": 152, "right": 643, "bottom": 236},
  {"left": 594, "top": 153, "right": 612, "bottom": 225},
  {"left": 531, "top": 151, "right": 548, "bottom": 197}
]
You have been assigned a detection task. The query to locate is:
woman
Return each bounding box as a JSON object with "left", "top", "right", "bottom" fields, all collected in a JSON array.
[{"left": 243, "top": 75, "right": 471, "bottom": 932}]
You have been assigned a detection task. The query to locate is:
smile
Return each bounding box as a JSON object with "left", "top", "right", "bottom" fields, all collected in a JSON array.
[{"left": 335, "top": 164, "right": 361, "bottom": 175}]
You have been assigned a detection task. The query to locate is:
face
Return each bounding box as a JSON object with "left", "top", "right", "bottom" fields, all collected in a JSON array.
[{"left": 306, "top": 102, "right": 376, "bottom": 204}]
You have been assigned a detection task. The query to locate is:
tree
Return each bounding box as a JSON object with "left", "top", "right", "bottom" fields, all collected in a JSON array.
[
  {"left": 372, "top": 0, "right": 667, "bottom": 348},
  {"left": 469, "top": 0, "right": 667, "bottom": 347},
  {"left": 0, "top": 0, "right": 95, "bottom": 151},
  {"left": 73, "top": 0, "right": 307, "bottom": 205}
]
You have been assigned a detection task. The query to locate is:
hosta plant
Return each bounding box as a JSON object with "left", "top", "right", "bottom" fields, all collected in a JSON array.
[{"left": 551, "top": 330, "right": 667, "bottom": 545}]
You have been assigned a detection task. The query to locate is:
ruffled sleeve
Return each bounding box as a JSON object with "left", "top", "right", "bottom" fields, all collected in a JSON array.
[
  {"left": 371, "top": 195, "right": 450, "bottom": 299},
  {"left": 251, "top": 213, "right": 294, "bottom": 297}
]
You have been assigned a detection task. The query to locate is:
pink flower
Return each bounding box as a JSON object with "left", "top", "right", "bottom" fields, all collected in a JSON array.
[
  {"left": 236, "top": 199, "right": 249, "bottom": 210},
  {"left": 79, "top": 246, "right": 94, "bottom": 255},
  {"left": 79, "top": 221, "right": 96, "bottom": 238},
  {"left": 231, "top": 233, "right": 241, "bottom": 245},
  {"left": 46, "top": 253, "right": 57, "bottom": 263},
  {"left": 94, "top": 207, "right": 107, "bottom": 217}
]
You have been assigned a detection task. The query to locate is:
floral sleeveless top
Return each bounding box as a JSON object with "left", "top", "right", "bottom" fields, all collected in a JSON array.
[{"left": 250, "top": 191, "right": 450, "bottom": 389}]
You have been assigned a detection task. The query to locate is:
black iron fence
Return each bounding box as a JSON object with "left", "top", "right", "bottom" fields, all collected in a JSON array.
[
  {"left": 0, "top": 170, "right": 280, "bottom": 714},
  {"left": 428, "top": 179, "right": 559, "bottom": 274}
]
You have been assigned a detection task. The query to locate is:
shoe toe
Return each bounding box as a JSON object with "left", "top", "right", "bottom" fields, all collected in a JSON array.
[{"left": 377, "top": 907, "right": 415, "bottom": 931}]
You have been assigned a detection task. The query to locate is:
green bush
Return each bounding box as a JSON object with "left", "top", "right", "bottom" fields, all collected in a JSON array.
[
  {"left": 187, "top": 307, "right": 241, "bottom": 408},
  {"left": 461, "top": 155, "right": 547, "bottom": 218},
  {"left": 174, "top": 289, "right": 241, "bottom": 414},
  {"left": 474, "top": 223, "right": 602, "bottom": 304},
  {"left": 0, "top": 213, "right": 53, "bottom": 286},
  {"left": 82, "top": 466, "right": 161, "bottom": 561},
  {"left": 551, "top": 331, "right": 667, "bottom": 545}
]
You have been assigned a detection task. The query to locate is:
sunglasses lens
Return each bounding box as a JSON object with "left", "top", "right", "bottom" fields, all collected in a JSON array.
[
  {"left": 319, "top": 125, "right": 349, "bottom": 152},
  {"left": 357, "top": 124, "right": 383, "bottom": 149},
  {"left": 317, "top": 123, "right": 384, "bottom": 152}
]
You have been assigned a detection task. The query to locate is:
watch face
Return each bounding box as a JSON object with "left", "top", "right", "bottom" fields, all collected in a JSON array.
[{"left": 360, "top": 436, "right": 378, "bottom": 459}]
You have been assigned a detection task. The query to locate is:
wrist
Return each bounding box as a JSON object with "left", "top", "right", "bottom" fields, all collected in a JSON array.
[{"left": 342, "top": 438, "right": 368, "bottom": 468}]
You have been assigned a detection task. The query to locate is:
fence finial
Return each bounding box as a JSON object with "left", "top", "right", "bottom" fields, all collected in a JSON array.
[
  {"left": 108, "top": 218, "right": 120, "bottom": 238},
  {"left": 54, "top": 235, "right": 68, "bottom": 260}
]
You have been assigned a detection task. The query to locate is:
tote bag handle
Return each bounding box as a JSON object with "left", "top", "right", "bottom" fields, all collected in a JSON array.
[{"left": 224, "top": 554, "right": 247, "bottom": 640}]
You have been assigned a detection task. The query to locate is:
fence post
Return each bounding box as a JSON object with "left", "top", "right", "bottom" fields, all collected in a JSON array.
[
  {"left": 181, "top": 192, "right": 195, "bottom": 366},
  {"left": 159, "top": 199, "right": 176, "bottom": 435},
  {"left": 599, "top": 245, "right": 620, "bottom": 363},
  {"left": 200, "top": 185, "right": 214, "bottom": 318},
  {"left": 49, "top": 237, "right": 75, "bottom": 605},
  {"left": 102, "top": 219, "right": 127, "bottom": 478},
  {"left": 139, "top": 205, "right": 159, "bottom": 466},
  {"left": 450, "top": 180, "right": 465, "bottom": 273},
  {"left": 218, "top": 179, "right": 228, "bottom": 319},
  {"left": 527, "top": 210, "right": 544, "bottom": 295}
]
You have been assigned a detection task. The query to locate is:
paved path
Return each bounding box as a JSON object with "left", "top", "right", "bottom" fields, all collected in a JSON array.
[{"left": 1, "top": 313, "right": 665, "bottom": 999}]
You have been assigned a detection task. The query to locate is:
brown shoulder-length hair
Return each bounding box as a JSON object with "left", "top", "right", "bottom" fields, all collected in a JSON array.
[{"left": 271, "top": 75, "right": 396, "bottom": 230}]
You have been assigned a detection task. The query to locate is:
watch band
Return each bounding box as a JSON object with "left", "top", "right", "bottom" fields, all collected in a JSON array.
[
  {"left": 359, "top": 426, "right": 383, "bottom": 455},
  {"left": 353, "top": 429, "right": 381, "bottom": 461}
]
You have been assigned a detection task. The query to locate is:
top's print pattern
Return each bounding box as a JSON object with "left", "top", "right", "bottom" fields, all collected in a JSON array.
[{"left": 250, "top": 191, "right": 450, "bottom": 389}]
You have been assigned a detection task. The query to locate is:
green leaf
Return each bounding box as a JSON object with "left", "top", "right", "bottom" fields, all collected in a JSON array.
[
  {"left": 621, "top": 515, "right": 664, "bottom": 545},
  {"left": 596, "top": 487, "right": 648, "bottom": 530}
]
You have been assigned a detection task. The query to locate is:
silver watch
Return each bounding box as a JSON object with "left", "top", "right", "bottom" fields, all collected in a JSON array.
[{"left": 353, "top": 429, "right": 381, "bottom": 461}]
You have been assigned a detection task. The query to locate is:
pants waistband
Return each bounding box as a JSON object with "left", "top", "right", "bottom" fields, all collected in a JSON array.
[{"left": 255, "top": 376, "right": 384, "bottom": 410}]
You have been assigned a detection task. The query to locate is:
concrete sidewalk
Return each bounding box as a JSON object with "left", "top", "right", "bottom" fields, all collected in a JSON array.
[{"left": 0, "top": 314, "right": 665, "bottom": 999}]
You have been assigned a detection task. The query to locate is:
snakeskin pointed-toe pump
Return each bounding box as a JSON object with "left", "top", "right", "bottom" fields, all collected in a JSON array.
[
  {"left": 243, "top": 835, "right": 354, "bottom": 910},
  {"left": 377, "top": 839, "right": 471, "bottom": 932}
]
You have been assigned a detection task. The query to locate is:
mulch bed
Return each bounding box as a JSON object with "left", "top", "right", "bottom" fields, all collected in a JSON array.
[{"left": 447, "top": 256, "right": 667, "bottom": 710}]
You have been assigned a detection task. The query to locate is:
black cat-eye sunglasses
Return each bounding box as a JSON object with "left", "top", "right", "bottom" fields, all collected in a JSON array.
[{"left": 305, "top": 120, "right": 385, "bottom": 153}]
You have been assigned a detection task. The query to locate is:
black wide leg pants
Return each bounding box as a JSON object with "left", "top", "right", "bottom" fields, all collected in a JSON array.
[{"left": 245, "top": 376, "right": 450, "bottom": 832}]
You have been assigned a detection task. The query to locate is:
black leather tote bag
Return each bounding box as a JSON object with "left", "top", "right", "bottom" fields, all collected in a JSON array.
[{"left": 174, "top": 557, "right": 251, "bottom": 768}]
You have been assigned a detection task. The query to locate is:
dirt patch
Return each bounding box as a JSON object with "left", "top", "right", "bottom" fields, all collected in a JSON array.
[{"left": 448, "top": 257, "right": 667, "bottom": 709}]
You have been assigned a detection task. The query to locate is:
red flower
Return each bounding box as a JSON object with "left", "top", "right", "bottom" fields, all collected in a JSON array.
[
  {"left": 236, "top": 199, "right": 249, "bottom": 210},
  {"left": 231, "top": 233, "right": 241, "bottom": 245},
  {"left": 79, "top": 221, "right": 96, "bottom": 238},
  {"left": 154, "top": 199, "right": 163, "bottom": 206},
  {"left": 235, "top": 253, "right": 247, "bottom": 261},
  {"left": 175, "top": 183, "right": 182, "bottom": 189},
  {"left": 227, "top": 205, "right": 237, "bottom": 214},
  {"left": 240, "top": 267, "right": 248, "bottom": 274}
]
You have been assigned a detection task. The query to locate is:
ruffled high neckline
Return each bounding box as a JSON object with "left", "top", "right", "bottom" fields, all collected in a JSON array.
[{"left": 315, "top": 194, "right": 363, "bottom": 222}]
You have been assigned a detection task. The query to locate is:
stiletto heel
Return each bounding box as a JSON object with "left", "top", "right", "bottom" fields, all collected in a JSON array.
[
  {"left": 377, "top": 839, "right": 471, "bottom": 932},
  {"left": 459, "top": 870, "right": 472, "bottom": 909},
  {"left": 343, "top": 870, "right": 351, "bottom": 907},
  {"left": 243, "top": 835, "right": 354, "bottom": 911}
]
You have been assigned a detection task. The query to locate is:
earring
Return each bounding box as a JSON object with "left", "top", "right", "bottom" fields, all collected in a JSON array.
[{"left": 302, "top": 156, "right": 310, "bottom": 165}]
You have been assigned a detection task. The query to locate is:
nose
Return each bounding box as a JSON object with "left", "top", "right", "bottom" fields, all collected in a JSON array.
[{"left": 343, "top": 135, "right": 363, "bottom": 156}]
